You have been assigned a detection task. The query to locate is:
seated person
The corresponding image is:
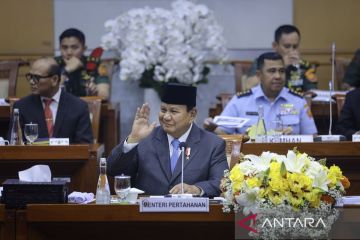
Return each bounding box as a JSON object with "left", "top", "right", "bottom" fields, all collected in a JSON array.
[
  {"left": 205, "top": 52, "right": 318, "bottom": 136},
  {"left": 56, "top": 28, "right": 110, "bottom": 100},
  {"left": 107, "top": 83, "right": 228, "bottom": 197},
  {"left": 246, "top": 25, "right": 318, "bottom": 93},
  {"left": 335, "top": 88, "right": 360, "bottom": 140},
  {"left": 343, "top": 49, "right": 360, "bottom": 90},
  {"left": 8, "top": 57, "right": 93, "bottom": 143}
]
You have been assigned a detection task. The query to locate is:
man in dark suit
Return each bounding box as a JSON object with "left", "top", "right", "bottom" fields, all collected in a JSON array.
[
  {"left": 107, "top": 83, "right": 228, "bottom": 197},
  {"left": 335, "top": 88, "right": 360, "bottom": 140},
  {"left": 8, "top": 57, "right": 93, "bottom": 143}
]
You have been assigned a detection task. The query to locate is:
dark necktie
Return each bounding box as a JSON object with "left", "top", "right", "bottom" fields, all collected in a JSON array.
[{"left": 170, "top": 139, "right": 180, "bottom": 173}]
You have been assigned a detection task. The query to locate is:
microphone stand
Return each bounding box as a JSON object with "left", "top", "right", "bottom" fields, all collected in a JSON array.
[
  {"left": 181, "top": 146, "right": 185, "bottom": 195},
  {"left": 314, "top": 42, "right": 345, "bottom": 142}
]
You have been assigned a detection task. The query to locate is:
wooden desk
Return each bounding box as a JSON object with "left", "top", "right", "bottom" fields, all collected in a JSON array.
[
  {"left": 241, "top": 142, "right": 360, "bottom": 195},
  {"left": 208, "top": 96, "right": 339, "bottom": 135},
  {"left": 0, "top": 144, "right": 103, "bottom": 193},
  {"left": 0, "top": 103, "right": 119, "bottom": 156},
  {"left": 16, "top": 204, "right": 234, "bottom": 240},
  {"left": 12, "top": 204, "right": 360, "bottom": 240},
  {"left": 0, "top": 205, "right": 15, "bottom": 240}
]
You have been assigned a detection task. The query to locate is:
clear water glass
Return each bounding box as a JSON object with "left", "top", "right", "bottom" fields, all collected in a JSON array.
[
  {"left": 114, "top": 175, "right": 131, "bottom": 202},
  {"left": 24, "top": 123, "right": 38, "bottom": 145},
  {"left": 271, "top": 118, "right": 283, "bottom": 143}
]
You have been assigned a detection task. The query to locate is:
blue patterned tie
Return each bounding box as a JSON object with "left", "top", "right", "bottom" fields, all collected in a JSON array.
[{"left": 170, "top": 139, "right": 180, "bottom": 173}]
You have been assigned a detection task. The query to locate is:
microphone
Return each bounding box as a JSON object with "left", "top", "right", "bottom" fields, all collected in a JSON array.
[
  {"left": 314, "top": 42, "right": 346, "bottom": 142},
  {"left": 179, "top": 142, "right": 187, "bottom": 195}
]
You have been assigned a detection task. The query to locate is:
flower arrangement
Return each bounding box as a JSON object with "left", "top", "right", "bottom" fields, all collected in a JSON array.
[
  {"left": 101, "top": 0, "right": 227, "bottom": 94},
  {"left": 222, "top": 148, "right": 350, "bottom": 238}
]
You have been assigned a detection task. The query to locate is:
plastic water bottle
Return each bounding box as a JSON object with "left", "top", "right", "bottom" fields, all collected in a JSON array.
[
  {"left": 10, "top": 108, "right": 24, "bottom": 145},
  {"left": 96, "top": 158, "right": 111, "bottom": 204},
  {"left": 255, "top": 105, "right": 267, "bottom": 143}
]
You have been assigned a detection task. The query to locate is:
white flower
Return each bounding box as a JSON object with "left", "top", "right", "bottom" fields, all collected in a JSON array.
[
  {"left": 235, "top": 187, "right": 260, "bottom": 215},
  {"left": 101, "top": 0, "right": 227, "bottom": 84},
  {"left": 312, "top": 168, "right": 329, "bottom": 192},
  {"left": 283, "top": 150, "right": 307, "bottom": 173},
  {"left": 242, "top": 151, "right": 276, "bottom": 173},
  {"left": 305, "top": 160, "right": 323, "bottom": 179}
]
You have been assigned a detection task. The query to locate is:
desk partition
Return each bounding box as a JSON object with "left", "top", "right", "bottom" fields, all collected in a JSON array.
[{"left": 0, "top": 144, "right": 103, "bottom": 193}]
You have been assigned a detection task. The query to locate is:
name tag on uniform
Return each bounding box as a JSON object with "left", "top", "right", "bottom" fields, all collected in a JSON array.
[{"left": 245, "top": 111, "right": 258, "bottom": 116}]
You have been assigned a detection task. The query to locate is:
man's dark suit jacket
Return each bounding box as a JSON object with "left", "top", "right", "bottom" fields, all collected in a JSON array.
[
  {"left": 336, "top": 88, "right": 360, "bottom": 140},
  {"left": 107, "top": 124, "right": 228, "bottom": 197},
  {"left": 8, "top": 90, "right": 93, "bottom": 143}
]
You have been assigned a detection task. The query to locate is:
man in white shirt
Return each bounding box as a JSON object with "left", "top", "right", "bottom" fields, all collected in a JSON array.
[{"left": 107, "top": 83, "right": 228, "bottom": 197}]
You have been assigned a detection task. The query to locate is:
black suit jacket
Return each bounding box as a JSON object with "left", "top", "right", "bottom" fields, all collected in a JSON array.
[
  {"left": 335, "top": 88, "right": 360, "bottom": 140},
  {"left": 8, "top": 90, "right": 93, "bottom": 143},
  {"left": 107, "top": 124, "right": 228, "bottom": 197}
]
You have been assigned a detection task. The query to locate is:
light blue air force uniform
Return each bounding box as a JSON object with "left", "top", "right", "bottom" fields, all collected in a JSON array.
[{"left": 219, "top": 85, "right": 318, "bottom": 135}]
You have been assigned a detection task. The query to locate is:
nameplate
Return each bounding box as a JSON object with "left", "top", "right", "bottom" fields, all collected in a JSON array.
[
  {"left": 49, "top": 138, "right": 69, "bottom": 146},
  {"left": 267, "top": 135, "right": 313, "bottom": 143},
  {"left": 314, "top": 135, "right": 348, "bottom": 142},
  {"left": 139, "top": 197, "right": 209, "bottom": 212},
  {"left": 352, "top": 135, "right": 360, "bottom": 142}
]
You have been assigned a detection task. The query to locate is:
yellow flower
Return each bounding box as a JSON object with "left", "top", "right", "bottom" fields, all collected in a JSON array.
[
  {"left": 288, "top": 192, "right": 304, "bottom": 208},
  {"left": 229, "top": 165, "right": 244, "bottom": 193},
  {"left": 328, "top": 165, "right": 343, "bottom": 186},
  {"left": 269, "top": 161, "right": 281, "bottom": 178},
  {"left": 246, "top": 177, "right": 261, "bottom": 188},
  {"left": 305, "top": 189, "right": 321, "bottom": 208},
  {"left": 269, "top": 176, "right": 288, "bottom": 192},
  {"left": 288, "top": 173, "right": 312, "bottom": 193},
  {"left": 268, "top": 190, "right": 284, "bottom": 205}
]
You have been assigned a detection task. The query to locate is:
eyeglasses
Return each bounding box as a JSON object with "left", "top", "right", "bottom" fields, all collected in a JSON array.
[{"left": 25, "top": 73, "right": 54, "bottom": 84}]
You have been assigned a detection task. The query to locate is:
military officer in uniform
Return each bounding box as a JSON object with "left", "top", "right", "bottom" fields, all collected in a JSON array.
[
  {"left": 205, "top": 52, "right": 318, "bottom": 135},
  {"left": 246, "top": 25, "right": 318, "bottom": 93},
  {"left": 343, "top": 49, "right": 360, "bottom": 90},
  {"left": 56, "top": 28, "right": 110, "bottom": 100}
]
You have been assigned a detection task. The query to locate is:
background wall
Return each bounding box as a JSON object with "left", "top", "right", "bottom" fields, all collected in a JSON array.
[
  {"left": 53, "top": 0, "right": 292, "bottom": 141},
  {"left": 53, "top": 0, "right": 292, "bottom": 51},
  {"left": 294, "top": 0, "right": 360, "bottom": 89},
  {"left": 2, "top": 0, "right": 360, "bottom": 142}
]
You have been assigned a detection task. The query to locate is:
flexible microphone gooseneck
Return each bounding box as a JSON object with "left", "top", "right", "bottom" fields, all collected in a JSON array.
[
  {"left": 179, "top": 142, "right": 187, "bottom": 194},
  {"left": 314, "top": 42, "right": 346, "bottom": 142}
]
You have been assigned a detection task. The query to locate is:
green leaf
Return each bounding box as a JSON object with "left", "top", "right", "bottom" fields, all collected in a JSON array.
[{"left": 280, "top": 161, "right": 287, "bottom": 177}]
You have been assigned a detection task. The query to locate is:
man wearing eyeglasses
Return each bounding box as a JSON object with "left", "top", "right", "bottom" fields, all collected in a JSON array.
[{"left": 7, "top": 57, "right": 93, "bottom": 143}]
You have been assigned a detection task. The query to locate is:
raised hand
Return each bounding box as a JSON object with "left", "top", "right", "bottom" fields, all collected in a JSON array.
[
  {"left": 283, "top": 50, "right": 300, "bottom": 67},
  {"left": 64, "top": 56, "right": 83, "bottom": 73},
  {"left": 127, "top": 103, "right": 156, "bottom": 143}
]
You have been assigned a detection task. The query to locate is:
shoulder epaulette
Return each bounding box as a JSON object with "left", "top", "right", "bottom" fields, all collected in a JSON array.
[
  {"left": 236, "top": 89, "right": 252, "bottom": 98},
  {"left": 288, "top": 89, "right": 304, "bottom": 98}
]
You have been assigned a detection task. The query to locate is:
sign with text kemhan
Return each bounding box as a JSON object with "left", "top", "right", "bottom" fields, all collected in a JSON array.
[
  {"left": 267, "top": 135, "right": 313, "bottom": 143},
  {"left": 139, "top": 197, "right": 209, "bottom": 212}
]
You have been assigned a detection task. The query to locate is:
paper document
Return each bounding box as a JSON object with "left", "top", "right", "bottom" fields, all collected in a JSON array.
[
  {"left": 0, "top": 98, "right": 9, "bottom": 106},
  {"left": 213, "top": 116, "right": 249, "bottom": 128}
]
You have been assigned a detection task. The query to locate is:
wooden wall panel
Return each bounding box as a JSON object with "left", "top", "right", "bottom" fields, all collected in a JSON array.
[
  {"left": 0, "top": 0, "right": 53, "bottom": 55},
  {"left": 294, "top": 0, "right": 360, "bottom": 89}
]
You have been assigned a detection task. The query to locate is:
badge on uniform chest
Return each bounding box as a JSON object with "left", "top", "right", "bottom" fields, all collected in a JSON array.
[{"left": 280, "top": 104, "right": 298, "bottom": 115}]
